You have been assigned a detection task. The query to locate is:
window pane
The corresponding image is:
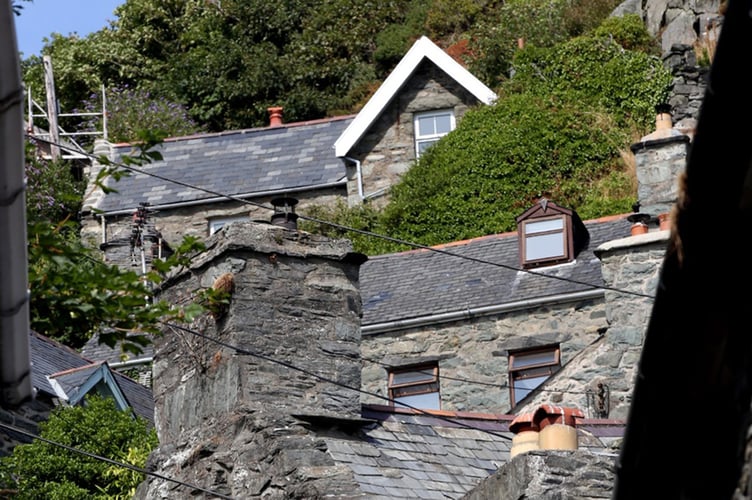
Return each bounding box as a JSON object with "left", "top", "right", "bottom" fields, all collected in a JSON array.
[
  {"left": 526, "top": 233, "right": 565, "bottom": 261},
  {"left": 511, "top": 350, "right": 557, "bottom": 369},
  {"left": 513, "top": 375, "right": 548, "bottom": 404},
  {"left": 526, "top": 219, "right": 564, "bottom": 234},
  {"left": 392, "top": 369, "right": 435, "bottom": 385},
  {"left": 417, "top": 115, "right": 437, "bottom": 136},
  {"left": 395, "top": 392, "right": 440, "bottom": 410},
  {"left": 435, "top": 114, "right": 452, "bottom": 134},
  {"left": 417, "top": 139, "right": 439, "bottom": 154}
]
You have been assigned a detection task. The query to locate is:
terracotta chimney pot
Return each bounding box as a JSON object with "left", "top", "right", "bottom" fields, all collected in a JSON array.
[{"left": 268, "top": 106, "right": 283, "bottom": 127}]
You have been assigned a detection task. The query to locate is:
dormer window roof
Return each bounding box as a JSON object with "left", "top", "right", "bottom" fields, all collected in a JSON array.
[{"left": 516, "top": 199, "right": 589, "bottom": 269}]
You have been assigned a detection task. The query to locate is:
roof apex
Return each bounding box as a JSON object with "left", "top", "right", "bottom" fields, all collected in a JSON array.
[{"left": 333, "top": 36, "right": 497, "bottom": 158}]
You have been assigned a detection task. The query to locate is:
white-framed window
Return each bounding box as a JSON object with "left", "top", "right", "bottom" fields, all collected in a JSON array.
[
  {"left": 414, "top": 110, "right": 455, "bottom": 158},
  {"left": 208, "top": 215, "right": 249, "bottom": 236},
  {"left": 388, "top": 363, "right": 440, "bottom": 410},
  {"left": 509, "top": 345, "right": 561, "bottom": 407}
]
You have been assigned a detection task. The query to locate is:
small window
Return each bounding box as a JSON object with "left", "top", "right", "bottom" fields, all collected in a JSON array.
[
  {"left": 388, "top": 363, "right": 440, "bottom": 410},
  {"left": 414, "top": 110, "right": 455, "bottom": 158},
  {"left": 209, "top": 215, "right": 248, "bottom": 236},
  {"left": 521, "top": 216, "right": 567, "bottom": 263},
  {"left": 509, "top": 346, "right": 560, "bottom": 408},
  {"left": 516, "top": 199, "right": 588, "bottom": 269}
]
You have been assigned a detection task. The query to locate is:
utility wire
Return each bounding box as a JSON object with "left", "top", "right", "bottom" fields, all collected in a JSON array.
[
  {"left": 163, "top": 321, "right": 514, "bottom": 441},
  {"left": 28, "top": 135, "right": 656, "bottom": 300},
  {"left": 0, "top": 421, "right": 234, "bottom": 500}
]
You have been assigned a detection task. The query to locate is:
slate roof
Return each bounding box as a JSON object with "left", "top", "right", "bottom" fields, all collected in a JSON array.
[
  {"left": 359, "top": 214, "right": 633, "bottom": 329},
  {"left": 94, "top": 115, "right": 355, "bottom": 214},
  {"left": 327, "top": 405, "right": 622, "bottom": 499},
  {"left": 29, "top": 331, "right": 154, "bottom": 424},
  {"left": 80, "top": 333, "right": 154, "bottom": 365}
]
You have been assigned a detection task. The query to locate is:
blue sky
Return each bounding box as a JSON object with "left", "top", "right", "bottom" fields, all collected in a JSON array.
[{"left": 13, "top": 0, "right": 123, "bottom": 58}]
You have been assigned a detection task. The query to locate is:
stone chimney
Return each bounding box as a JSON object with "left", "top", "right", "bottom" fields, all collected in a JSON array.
[
  {"left": 268, "top": 106, "right": 283, "bottom": 127},
  {"left": 630, "top": 105, "right": 690, "bottom": 223},
  {"left": 135, "top": 221, "right": 368, "bottom": 498}
]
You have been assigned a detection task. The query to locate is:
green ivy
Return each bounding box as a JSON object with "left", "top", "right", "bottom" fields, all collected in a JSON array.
[{"left": 0, "top": 395, "right": 158, "bottom": 499}]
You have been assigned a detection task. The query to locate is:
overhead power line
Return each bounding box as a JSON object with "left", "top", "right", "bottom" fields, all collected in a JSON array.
[{"left": 28, "top": 135, "right": 656, "bottom": 300}]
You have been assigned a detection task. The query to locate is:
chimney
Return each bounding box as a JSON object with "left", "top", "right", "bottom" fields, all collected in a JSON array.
[
  {"left": 630, "top": 104, "right": 690, "bottom": 219},
  {"left": 268, "top": 106, "right": 283, "bottom": 127},
  {"left": 270, "top": 196, "right": 299, "bottom": 230}
]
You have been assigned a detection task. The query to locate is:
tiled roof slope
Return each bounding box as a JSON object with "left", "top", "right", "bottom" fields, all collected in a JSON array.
[
  {"left": 29, "top": 331, "right": 154, "bottom": 424},
  {"left": 327, "top": 405, "right": 621, "bottom": 499},
  {"left": 80, "top": 333, "right": 154, "bottom": 365},
  {"left": 359, "top": 215, "right": 632, "bottom": 327},
  {"left": 95, "top": 115, "right": 355, "bottom": 214},
  {"left": 30, "top": 331, "right": 92, "bottom": 397}
]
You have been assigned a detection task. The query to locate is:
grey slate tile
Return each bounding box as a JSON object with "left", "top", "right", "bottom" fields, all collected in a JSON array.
[{"left": 95, "top": 116, "right": 355, "bottom": 214}]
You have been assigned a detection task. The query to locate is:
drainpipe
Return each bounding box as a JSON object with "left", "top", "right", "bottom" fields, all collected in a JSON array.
[
  {"left": 0, "top": 5, "right": 33, "bottom": 406},
  {"left": 343, "top": 156, "right": 364, "bottom": 201}
]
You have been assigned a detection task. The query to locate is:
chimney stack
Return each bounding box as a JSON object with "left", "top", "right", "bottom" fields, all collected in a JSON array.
[{"left": 268, "top": 106, "right": 283, "bottom": 127}]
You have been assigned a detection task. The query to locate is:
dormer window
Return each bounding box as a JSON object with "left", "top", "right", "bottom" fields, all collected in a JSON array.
[
  {"left": 516, "top": 199, "right": 589, "bottom": 269},
  {"left": 414, "top": 110, "right": 455, "bottom": 158}
]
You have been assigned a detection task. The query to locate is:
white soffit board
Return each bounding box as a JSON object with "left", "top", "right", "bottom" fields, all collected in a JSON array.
[{"left": 333, "top": 36, "right": 498, "bottom": 158}]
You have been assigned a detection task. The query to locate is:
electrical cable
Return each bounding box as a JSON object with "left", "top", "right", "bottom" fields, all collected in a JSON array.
[
  {"left": 162, "top": 321, "right": 514, "bottom": 441},
  {"left": 27, "top": 135, "right": 656, "bottom": 300}
]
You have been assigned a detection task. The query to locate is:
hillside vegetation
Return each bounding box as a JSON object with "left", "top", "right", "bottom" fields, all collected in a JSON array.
[{"left": 20, "top": 0, "right": 673, "bottom": 256}]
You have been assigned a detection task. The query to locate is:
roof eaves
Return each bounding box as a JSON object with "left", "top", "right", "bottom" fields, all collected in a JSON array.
[{"left": 333, "top": 36, "right": 497, "bottom": 158}]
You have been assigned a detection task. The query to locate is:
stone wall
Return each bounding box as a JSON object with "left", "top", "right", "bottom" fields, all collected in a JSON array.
[
  {"left": 361, "top": 298, "right": 608, "bottom": 413},
  {"left": 464, "top": 450, "right": 616, "bottom": 499},
  {"left": 135, "top": 222, "right": 367, "bottom": 498},
  {"left": 516, "top": 234, "right": 668, "bottom": 420},
  {"left": 347, "top": 60, "right": 483, "bottom": 207},
  {"left": 80, "top": 187, "right": 345, "bottom": 272}
]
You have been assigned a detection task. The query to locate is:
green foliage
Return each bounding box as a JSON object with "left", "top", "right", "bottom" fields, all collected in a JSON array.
[
  {"left": 82, "top": 86, "right": 203, "bottom": 144},
  {"left": 298, "top": 200, "right": 397, "bottom": 254},
  {"left": 25, "top": 137, "right": 205, "bottom": 351},
  {"left": 24, "top": 143, "right": 85, "bottom": 224},
  {"left": 509, "top": 21, "right": 673, "bottom": 131},
  {"left": 592, "top": 13, "right": 662, "bottom": 54},
  {"left": 27, "top": 218, "right": 205, "bottom": 351},
  {"left": 374, "top": 93, "right": 632, "bottom": 248},
  {"left": 0, "top": 395, "right": 158, "bottom": 499}
]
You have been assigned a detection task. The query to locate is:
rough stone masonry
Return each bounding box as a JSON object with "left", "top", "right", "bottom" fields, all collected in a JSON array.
[{"left": 134, "top": 221, "right": 368, "bottom": 499}]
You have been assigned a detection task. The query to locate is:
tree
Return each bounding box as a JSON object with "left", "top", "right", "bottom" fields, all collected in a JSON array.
[
  {"left": 0, "top": 395, "right": 158, "bottom": 499},
  {"left": 25, "top": 136, "right": 204, "bottom": 351}
]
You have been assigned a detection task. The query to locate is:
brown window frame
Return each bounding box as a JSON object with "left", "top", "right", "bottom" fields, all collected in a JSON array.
[
  {"left": 388, "top": 363, "right": 440, "bottom": 410},
  {"left": 509, "top": 345, "right": 561, "bottom": 408},
  {"left": 516, "top": 200, "right": 575, "bottom": 269}
]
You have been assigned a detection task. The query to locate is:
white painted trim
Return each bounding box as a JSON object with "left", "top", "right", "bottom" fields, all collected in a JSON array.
[{"left": 334, "top": 36, "right": 497, "bottom": 158}]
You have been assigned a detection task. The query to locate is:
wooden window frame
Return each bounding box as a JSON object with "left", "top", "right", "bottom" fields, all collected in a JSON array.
[
  {"left": 388, "top": 363, "right": 440, "bottom": 410},
  {"left": 516, "top": 200, "right": 576, "bottom": 269},
  {"left": 508, "top": 345, "right": 561, "bottom": 408}
]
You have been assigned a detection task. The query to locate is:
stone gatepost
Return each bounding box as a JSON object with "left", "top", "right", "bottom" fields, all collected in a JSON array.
[{"left": 135, "top": 221, "right": 367, "bottom": 499}]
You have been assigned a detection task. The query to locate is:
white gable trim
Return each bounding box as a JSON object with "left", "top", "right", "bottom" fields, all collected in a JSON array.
[{"left": 333, "top": 36, "right": 497, "bottom": 158}]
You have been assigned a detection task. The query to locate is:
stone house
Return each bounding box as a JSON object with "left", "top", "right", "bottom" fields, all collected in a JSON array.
[
  {"left": 132, "top": 219, "right": 625, "bottom": 499},
  {"left": 80, "top": 36, "right": 497, "bottom": 269},
  {"left": 77, "top": 36, "right": 498, "bottom": 373},
  {"left": 131, "top": 106, "right": 696, "bottom": 498}
]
